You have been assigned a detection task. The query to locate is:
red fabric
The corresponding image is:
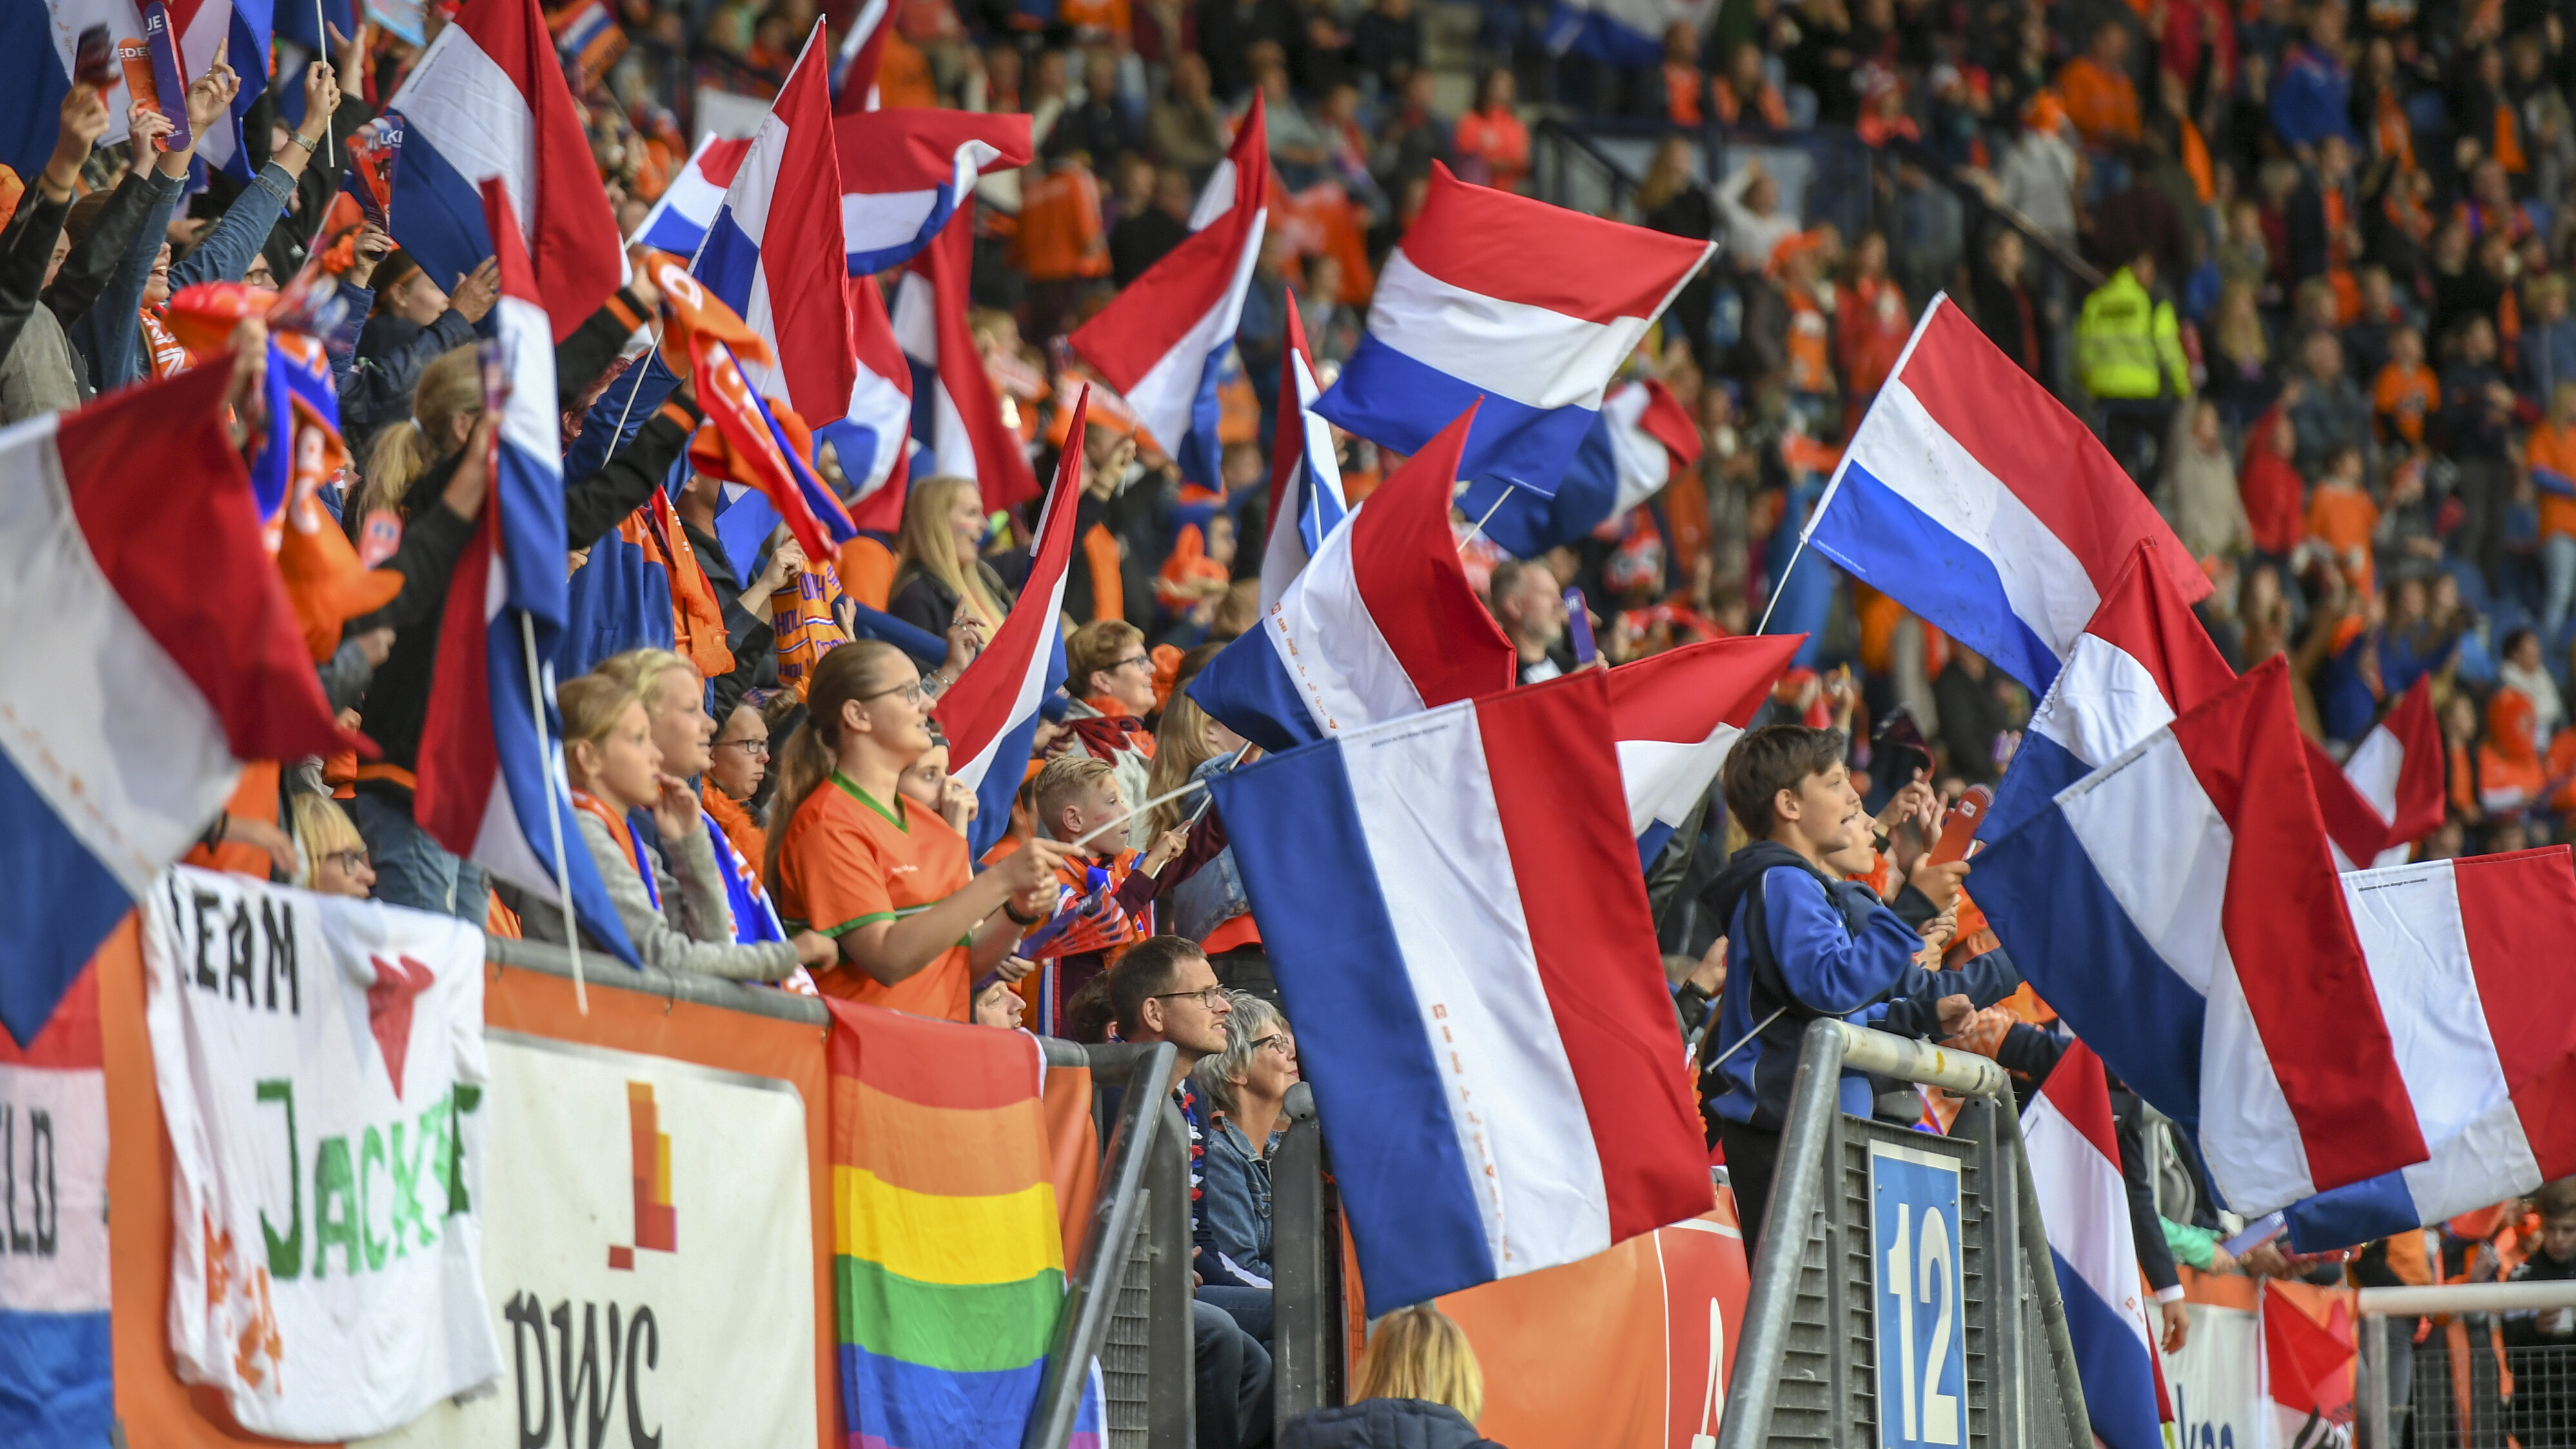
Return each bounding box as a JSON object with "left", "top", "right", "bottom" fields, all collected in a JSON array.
[
  {"left": 930, "top": 389, "right": 1089, "bottom": 764},
  {"left": 2263, "top": 1283, "right": 2357, "bottom": 1423},
  {"left": 1070, "top": 95, "right": 1268, "bottom": 391},
  {"left": 456, "top": 0, "right": 627, "bottom": 340},
  {"left": 1344, "top": 404, "right": 1517, "bottom": 709},
  {"left": 2453, "top": 846, "right": 2576, "bottom": 1184},
  {"left": 910, "top": 209, "right": 1039, "bottom": 509}
]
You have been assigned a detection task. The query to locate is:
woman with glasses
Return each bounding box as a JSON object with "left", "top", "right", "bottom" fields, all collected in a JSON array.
[
  {"left": 703, "top": 697, "right": 773, "bottom": 865},
  {"left": 765, "top": 641, "right": 1083, "bottom": 1020},
  {"left": 1190, "top": 992, "right": 1301, "bottom": 1336},
  {"left": 289, "top": 792, "right": 377, "bottom": 900}
]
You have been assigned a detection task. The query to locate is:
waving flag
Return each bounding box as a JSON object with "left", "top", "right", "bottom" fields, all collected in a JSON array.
[
  {"left": 0, "top": 968, "right": 110, "bottom": 1444},
  {"left": 692, "top": 341, "right": 860, "bottom": 562},
  {"left": 828, "top": 0, "right": 890, "bottom": 112},
  {"left": 932, "top": 389, "right": 1088, "bottom": 858},
  {"left": 1317, "top": 164, "right": 1713, "bottom": 495},
  {"left": 837, "top": 108, "right": 1034, "bottom": 275},
  {"left": 0, "top": 366, "right": 346, "bottom": 1045},
  {"left": 630, "top": 132, "right": 751, "bottom": 255},
  {"left": 1608, "top": 633, "right": 1805, "bottom": 863},
  {"left": 1207, "top": 670, "right": 1711, "bottom": 1313},
  {"left": 1970, "top": 658, "right": 2428, "bottom": 1217},
  {"left": 2024, "top": 1041, "right": 2168, "bottom": 1449},
  {"left": 2279, "top": 847, "right": 2576, "bottom": 1249},
  {"left": 1803, "top": 298, "right": 2206, "bottom": 694},
  {"left": 1068, "top": 93, "right": 1268, "bottom": 489},
  {"left": 414, "top": 179, "right": 637, "bottom": 965},
  {"left": 893, "top": 209, "right": 1039, "bottom": 509},
  {"left": 3, "top": 1, "right": 268, "bottom": 179},
  {"left": 1546, "top": 0, "right": 1717, "bottom": 64},
  {"left": 382, "top": 0, "right": 626, "bottom": 342},
  {"left": 1187, "top": 404, "right": 1515, "bottom": 753},
  {"left": 839, "top": 274, "right": 916, "bottom": 532},
  {"left": 1459, "top": 377, "right": 1702, "bottom": 560},
  {"left": 1259, "top": 297, "right": 1349, "bottom": 611},
  {"left": 2328, "top": 678, "right": 2444, "bottom": 868}
]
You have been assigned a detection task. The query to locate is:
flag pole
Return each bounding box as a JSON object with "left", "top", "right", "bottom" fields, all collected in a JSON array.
[
  {"left": 1457, "top": 484, "right": 1513, "bottom": 551},
  {"left": 1065, "top": 778, "right": 1208, "bottom": 851},
  {"left": 521, "top": 611, "right": 589, "bottom": 1014},
  {"left": 317, "top": 0, "right": 334, "bottom": 166},
  {"left": 604, "top": 229, "right": 716, "bottom": 460}
]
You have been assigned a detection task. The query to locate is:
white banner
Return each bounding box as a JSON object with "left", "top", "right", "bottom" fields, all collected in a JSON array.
[
  {"left": 356, "top": 1030, "right": 816, "bottom": 1449},
  {"left": 144, "top": 867, "right": 502, "bottom": 1441},
  {"left": 2167, "top": 1302, "right": 2269, "bottom": 1449}
]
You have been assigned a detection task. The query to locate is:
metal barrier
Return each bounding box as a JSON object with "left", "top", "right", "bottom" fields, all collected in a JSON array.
[
  {"left": 1270, "top": 1082, "right": 1346, "bottom": 1437},
  {"left": 481, "top": 936, "right": 1198, "bottom": 1449},
  {"left": 1719, "top": 1018, "right": 2093, "bottom": 1449},
  {"left": 2356, "top": 1281, "right": 2576, "bottom": 1449}
]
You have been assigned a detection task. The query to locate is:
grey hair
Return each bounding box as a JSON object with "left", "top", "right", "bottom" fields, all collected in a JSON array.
[{"left": 1190, "top": 991, "right": 1283, "bottom": 1118}]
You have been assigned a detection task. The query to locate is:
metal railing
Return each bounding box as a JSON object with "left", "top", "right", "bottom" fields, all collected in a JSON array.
[
  {"left": 2357, "top": 1280, "right": 2576, "bottom": 1449},
  {"left": 1719, "top": 1018, "right": 2093, "bottom": 1449}
]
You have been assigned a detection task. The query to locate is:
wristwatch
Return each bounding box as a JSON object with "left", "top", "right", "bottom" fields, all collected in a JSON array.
[{"left": 289, "top": 130, "right": 320, "bottom": 155}]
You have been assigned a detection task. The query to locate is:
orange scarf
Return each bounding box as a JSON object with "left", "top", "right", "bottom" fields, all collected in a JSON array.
[{"left": 573, "top": 789, "right": 656, "bottom": 909}]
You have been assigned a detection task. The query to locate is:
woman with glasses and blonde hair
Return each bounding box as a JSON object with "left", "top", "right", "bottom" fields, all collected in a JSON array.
[
  {"left": 765, "top": 640, "right": 1081, "bottom": 1019},
  {"left": 1283, "top": 1304, "right": 1504, "bottom": 1447},
  {"left": 1189, "top": 992, "right": 1299, "bottom": 1323},
  {"left": 289, "top": 793, "right": 377, "bottom": 900}
]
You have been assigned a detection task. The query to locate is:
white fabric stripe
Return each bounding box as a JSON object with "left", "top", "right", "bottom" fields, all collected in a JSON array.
[
  {"left": 1615, "top": 726, "right": 1740, "bottom": 835},
  {"left": 1601, "top": 383, "right": 1674, "bottom": 514},
  {"left": 2343, "top": 723, "right": 2403, "bottom": 823},
  {"left": 0, "top": 416, "right": 240, "bottom": 893},
  {"left": 1838, "top": 379, "right": 2103, "bottom": 666},
  {"left": 1257, "top": 497, "right": 1423, "bottom": 737},
  {"left": 2340, "top": 861, "right": 2539, "bottom": 1216},
  {"left": 1188, "top": 157, "right": 1239, "bottom": 231},
  {"left": 738, "top": 270, "right": 790, "bottom": 404},
  {"left": 948, "top": 567, "right": 1072, "bottom": 794},
  {"left": 385, "top": 26, "right": 537, "bottom": 245},
  {"left": 0, "top": 1063, "right": 108, "bottom": 1312},
  {"left": 1259, "top": 351, "right": 1346, "bottom": 613},
  {"left": 633, "top": 138, "right": 731, "bottom": 241},
  {"left": 1340, "top": 704, "right": 1611, "bottom": 1276},
  {"left": 2022, "top": 1099, "right": 2154, "bottom": 1344},
  {"left": 469, "top": 751, "right": 555, "bottom": 896},
  {"left": 843, "top": 362, "right": 911, "bottom": 495},
  {"left": 1121, "top": 207, "right": 1268, "bottom": 448},
  {"left": 890, "top": 271, "right": 936, "bottom": 356},
  {"left": 181, "top": 1, "right": 241, "bottom": 170},
  {"left": 716, "top": 109, "right": 796, "bottom": 249},
  {"left": 2056, "top": 730, "right": 2315, "bottom": 1212},
  {"left": 2030, "top": 635, "right": 2173, "bottom": 767},
  {"left": 1367, "top": 251, "right": 1649, "bottom": 411},
  {"left": 842, "top": 186, "right": 940, "bottom": 250},
  {"left": 494, "top": 297, "right": 557, "bottom": 467}
]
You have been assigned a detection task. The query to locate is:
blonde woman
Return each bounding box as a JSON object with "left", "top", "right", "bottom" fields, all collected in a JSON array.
[
  {"left": 1281, "top": 1305, "right": 1504, "bottom": 1448},
  {"left": 889, "top": 476, "right": 1015, "bottom": 636},
  {"left": 288, "top": 792, "right": 377, "bottom": 900}
]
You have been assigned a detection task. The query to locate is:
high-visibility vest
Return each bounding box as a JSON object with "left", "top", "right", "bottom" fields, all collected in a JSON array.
[{"left": 2075, "top": 268, "right": 2182, "bottom": 400}]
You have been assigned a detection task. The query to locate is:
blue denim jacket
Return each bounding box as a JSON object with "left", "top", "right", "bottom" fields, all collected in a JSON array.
[
  {"left": 1170, "top": 753, "right": 1250, "bottom": 942},
  {"left": 1194, "top": 1114, "right": 1276, "bottom": 1288}
]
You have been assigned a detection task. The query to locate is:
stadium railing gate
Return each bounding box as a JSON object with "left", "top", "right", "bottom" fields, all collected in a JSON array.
[{"left": 2353, "top": 1280, "right": 2576, "bottom": 1449}]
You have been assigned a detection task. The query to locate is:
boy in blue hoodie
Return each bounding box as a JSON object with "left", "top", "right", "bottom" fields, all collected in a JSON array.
[{"left": 1698, "top": 724, "right": 2020, "bottom": 1254}]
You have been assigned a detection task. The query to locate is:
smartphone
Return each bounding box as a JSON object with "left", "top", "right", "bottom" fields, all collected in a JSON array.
[
  {"left": 1563, "top": 586, "right": 1596, "bottom": 665},
  {"left": 1925, "top": 784, "right": 1994, "bottom": 867},
  {"left": 142, "top": 4, "right": 193, "bottom": 153},
  {"left": 74, "top": 25, "right": 116, "bottom": 88}
]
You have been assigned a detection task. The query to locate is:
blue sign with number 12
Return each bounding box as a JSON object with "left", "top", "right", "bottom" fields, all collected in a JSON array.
[{"left": 1871, "top": 1140, "right": 1967, "bottom": 1449}]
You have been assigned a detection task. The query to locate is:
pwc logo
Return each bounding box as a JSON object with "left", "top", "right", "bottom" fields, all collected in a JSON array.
[{"left": 607, "top": 1082, "right": 675, "bottom": 1271}]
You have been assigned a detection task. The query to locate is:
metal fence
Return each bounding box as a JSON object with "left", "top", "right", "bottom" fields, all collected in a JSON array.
[{"left": 2356, "top": 1283, "right": 2576, "bottom": 1449}]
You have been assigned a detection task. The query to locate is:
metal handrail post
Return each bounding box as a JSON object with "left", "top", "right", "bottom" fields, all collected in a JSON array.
[
  {"left": 1145, "top": 1097, "right": 1196, "bottom": 1448},
  {"left": 2361, "top": 1306, "right": 2392, "bottom": 1449},
  {"left": 1713, "top": 1017, "right": 1851, "bottom": 1449},
  {"left": 1021, "top": 1043, "right": 1177, "bottom": 1449},
  {"left": 1271, "top": 1083, "right": 1332, "bottom": 1434}
]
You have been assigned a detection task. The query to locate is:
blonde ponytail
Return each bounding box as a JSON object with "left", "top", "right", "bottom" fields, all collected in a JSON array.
[{"left": 357, "top": 346, "right": 482, "bottom": 520}]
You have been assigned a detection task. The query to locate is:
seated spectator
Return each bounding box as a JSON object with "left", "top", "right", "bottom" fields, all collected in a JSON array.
[
  {"left": 2306, "top": 446, "right": 2380, "bottom": 595},
  {"left": 2372, "top": 325, "right": 2436, "bottom": 447},
  {"left": 2270, "top": 1, "right": 2356, "bottom": 151},
  {"left": 553, "top": 673, "right": 834, "bottom": 980},
  {"left": 1110, "top": 937, "right": 1277, "bottom": 1448},
  {"left": 2499, "top": 628, "right": 2566, "bottom": 744},
  {"left": 1713, "top": 41, "right": 1789, "bottom": 130},
  {"left": 1146, "top": 54, "right": 1230, "bottom": 181},
  {"left": 2524, "top": 273, "right": 2576, "bottom": 404},
  {"left": 1053, "top": 619, "right": 1161, "bottom": 849},
  {"left": 1451, "top": 70, "right": 1529, "bottom": 193},
  {"left": 767, "top": 642, "right": 1075, "bottom": 1017},
  {"left": 704, "top": 698, "right": 772, "bottom": 867},
  {"left": 1283, "top": 1305, "right": 1501, "bottom": 1448},
  {"left": 2058, "top": 21, "right": 2141, "bottom": 152},
  {"left": 1656, "top": 22, "right": 1710, "bottom": 124},
  {"left": 1255, "top": 57, "right": 1336, "bottom": 190},
  {"left": 2286, "top": 332, "right": 2371, "bottom": 478},
  {"left": 1190, "top": 991, "right": 1299, "bottom": 1322},
  {"left": 1372, "top": 68, "right": 1451, "bottom": 194},
  {"left": 889, "top": 474, "right": 1014, "bottom": 641},
  {"left": 288, "top": 793, "right": 376, "bottom": 900}
]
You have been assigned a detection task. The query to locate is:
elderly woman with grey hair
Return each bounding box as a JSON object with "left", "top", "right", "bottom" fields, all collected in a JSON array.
[{"left": 1188, "top": 992, "right": 1301, "bottom": 1340}]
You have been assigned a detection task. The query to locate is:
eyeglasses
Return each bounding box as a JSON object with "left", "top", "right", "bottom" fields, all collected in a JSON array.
[
  {"left": 858, "top": 678, "right": 927, "bottom": 707},
  {"left": 1150, "top": 985, "right": 1228, "bottom": 1010},
  {"left": 1108, "top": 654, "right": 1153, "bottom": 674},
  {"left": 320, "top": 848, "right": 370, "bottom": 875},
  {"left": 1250, "top": 1033, "right": 1295, "bottom": 1058},
  {"left": 714, "top": 737, "right": 770, "bottom": 758}
]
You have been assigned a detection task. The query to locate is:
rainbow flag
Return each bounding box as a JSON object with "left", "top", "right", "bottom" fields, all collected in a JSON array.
[{"left": 826, "top": 999, "right": 1068, "bottom": 1448}]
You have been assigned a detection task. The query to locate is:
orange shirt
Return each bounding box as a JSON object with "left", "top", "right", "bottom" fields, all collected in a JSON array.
[
  {"left": 1785, "top": 287, "right": 1834, "bottom": 396},
  {"left": 2373, "top": 362, "right": 2437, "bottom": 444},
  {"left": 775, "top": 773, "right": 976, "bottom": 1021},
  {"left": 1014, "top": 166, "right": 1109, "bottom": 282},
  {"left": 2056, "top": 57, "right": 2141, "bottom": 148},
  {"left": 2306, "top": 482, "right": 2380, "bottom": 591},
  {"left": 2528, "top": 420, "right": 2576, "bottom": 540}
]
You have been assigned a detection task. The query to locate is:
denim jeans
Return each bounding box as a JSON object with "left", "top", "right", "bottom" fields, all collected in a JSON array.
[
  {"left": 2544, "top": 533, "right": 2576, "bottom": 640},
  {"left": 349, "top": 791, "right": 487, "bottom": 922}
]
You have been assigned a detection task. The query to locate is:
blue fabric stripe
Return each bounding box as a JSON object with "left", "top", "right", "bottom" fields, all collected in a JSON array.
[
  {"left": 497, "top": 439, "right": 573, "bottom": 629},
  {"left": 1543, "top": 2, "right": 1667, "bottom": 64},
  {"left": 634, "top": 208, "right": 709, "bottom": 257},
  {"left": 0, "top": 749, "right": 136, "bottom": 1047},
  {"left": 0, "top": 1309, "right": 112, "bottom": 1448},
  {"left": 1185, "top": 631, "right": 1324, "bottom": 756},
  {"left": 839, "top": 1341, "right": 1044, "bottom": 1449},
  {"left": 2283, "top": 1170, "right": 2423, "bottom": 1253},
  {"left": 2050, "top": 1247, "right": 2166, "bottom": 1449},
  {"left": 487, "top": 612, "right": 641, "bottom": 964},
  {"left": 1206, "top": 744, "right": 1497, "bottom": 1314},
  {"left": 713, "top": 489, "right": 783, "bottom": 583},
  {"left": 384, "top": 121, "right": 497, "bottom": 314},
  {"left": 1980, "top": 729, "right": 2090, "bottom": 849},
  {"left": 1806, "top": 460, "right": 2066, "bottom": 695},
  {"left": 1967, "top": 796, "right": 2206, "bottom": 1136},
  {"left": 962, "top": 624, "right": 1065, "bottom": 862},
  {"left": 694, "top": 209, "right": 765, "bottom": 317},
  {"left": 1456, "top": 409, "right": 1619, "bottom": 558},
  {"left": 1170, "top": 339, "right": 1233, "bottom": 491},
  {"left": 846, "top": 184, "right": 963, "bottom": 276},
  {"left": 1636, "top": 820, "right": 1676, "bottom": 870},
  {"left": 0, "top": 3, "right": 70, "bottom": 181},
  {"left": 1317, "top": 337, "right": 1593, "bottom": 496}
]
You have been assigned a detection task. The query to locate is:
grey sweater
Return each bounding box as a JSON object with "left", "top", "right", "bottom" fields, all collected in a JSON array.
[{"left": 553, "top": 809, "right": 799, "bottom": 981}]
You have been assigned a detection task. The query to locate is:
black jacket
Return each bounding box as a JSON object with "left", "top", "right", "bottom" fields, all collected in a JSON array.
[{"left": 1281, "top": 1400, "right": 1504, "bottom": 1449}]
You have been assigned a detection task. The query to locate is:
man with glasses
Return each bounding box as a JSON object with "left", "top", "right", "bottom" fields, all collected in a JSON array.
[
  {"left": 1053, "top": 619, "right": 1161, "bottom": 853},
  {"left": 1110, "top": 936, "right": 1275, "bottom": 1449}
]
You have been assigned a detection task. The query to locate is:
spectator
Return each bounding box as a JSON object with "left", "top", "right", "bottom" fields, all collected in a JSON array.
[
  {"left": 288, "top": 793, "right": 376, "bottom": 900},
  {"left": 2528, "top": 380, "right": 2576, "bottom": 637},
  {"left": 1713, "top": 41, "right": 1789, "bottom": 130},
  {"left": 2523, "top": 273, "right": 2576, "bottom": 404},
  {"left": 2499, "top": 628, "right": 2566, "bottom": 744},
  {"left": 1350, "top": 0, "right": 1424, "bottom": 97},
  {"left": 553, "top": 672, "right": 834, "bottom": 981},
  {"left": 2306, "top": 446, "right": 2380, "bottom": 595},
  {"left": 1054, "top": 619, "right": 1161, "bottom": 851},
  {"left": 1283, "top": 1305, "right": 1502, "bottom": 1448},
  {"left": 0, "top": 83, "right": 119, "bottom": 420},
  {"left": 767, "top": 642, "right": 1075, "bottom": 1018},
  {"left": 1372, "top": 67, "right": 1451, "bottom": 193},
  {"left": 1190, "top": 991, "right": 1299, "bottom": 1329},
  {"left": 2163, "top": 400, "right": 2254, "bottom": 563},
  {"left": 1111, "top": 166, "right": 1194, "bottom": 286},
  {"left": 1146, "top": 54, "right": 1230, "bottom": 180},
  {"left": 2372, "top": 325, "right": 2437, "bottom": 448},
  {"left": 1256, "top": 55, "right": 1336, "bottom": 189},
  {"left": 1451, "top": 70, "right": 1529, "bottom": 193},
  {"left": 1967, "top": 226, "right": 2046, "bottom": 380},
  {"left": 1656, "top": 22, "right": 1711, "bottom": 124},
  {"left": 890, "top": 475, "right": 1014, "bottom": 638},
  {"left": 2270, "top": 1, "right": 2355, "bottom": 151},
  {"left": 705, "top": 698, "right": 772, "bottom": 867},
  {"left": 1994, "top": 94, "right": 2081, "bottom": 262},
  {"left": 2443, "top": 315, "right": 2518, "bottom": 580},
  {"left": 1110, "top": 936, "right": 1277, "bottom": 1449},
  {"left": 2058, "top": 22, "right": 2141, "bottom": 151},
  {"left": 2286, "top": 331, "right": 2371, "bottom": 478},
  {"left": 1932, "top": 647, "right": 2020, "bottom": 784},
  {"left": 2502, "top": 1176, "right": 2576, "bottom": 1449},
  {"left": 1714, "top": 159, "right": 1803, "bottom": 277},
  {"left": 1486, "top": 557, "right": 1569, "bottom": 683},
  {"left": 1637, "top": 139, "right": 1718, "bottom": 365},
  {"left": 346, "top": 248, "right": 498, "bottom": 455}
]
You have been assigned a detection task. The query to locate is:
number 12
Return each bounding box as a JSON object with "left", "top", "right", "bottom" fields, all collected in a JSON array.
[{"left": 1885, "top": 1203, "right": 1960, "bottom": 1446}]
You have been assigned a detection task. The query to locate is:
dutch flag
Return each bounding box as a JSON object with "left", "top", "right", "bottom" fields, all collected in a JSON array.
[
  {"left": 1607, "top": 633, "right": 1805, "bottom": 865},
  {"left": 3, "top": 0, "right": 269, "bottom": 179},
  {"left": 1457, "top": 376, "right": 1703, "bottom": 560},
  {"left": 413, "top": 178, "right": 637, "bottom": 966},
  {"left": 2023, "top": 1041, "right": 2170, "bottom": 1449},
  {"left": 1258, "top": 296, "right": 1349, "bottom": 612},
  {"left": 892, "top": 208, "right": 1040, "bottom": 510},
  {"left": 837, "top": 108, "right": 1034, "bottom": 276},
  {"left": 1317, "top": 163, "right": 1714, "bottom": 496},
  {"left": 1068, "top": 92, "right": 1269, "bottom": 489},
  {"left": 629, "top": 132, "right": 752, "bottom": 256},
  {"left": 1186, "top": 404, "right": 1517, "bottom": 754}
]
